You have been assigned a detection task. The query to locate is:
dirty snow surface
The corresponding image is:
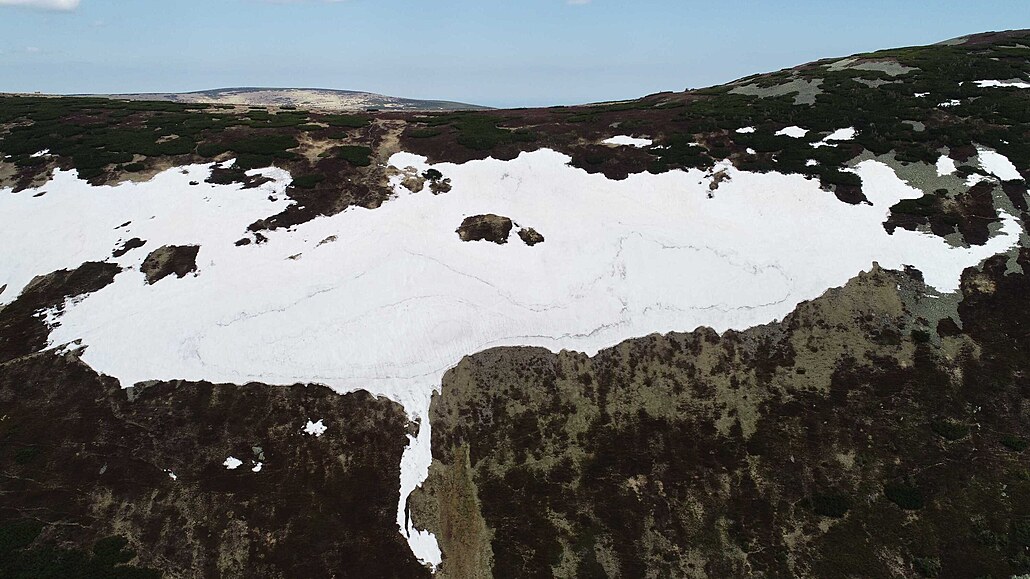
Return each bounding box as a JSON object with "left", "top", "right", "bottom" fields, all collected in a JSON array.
[{"left": 1, "top": 148, "right": 1024, "bottom": 566}]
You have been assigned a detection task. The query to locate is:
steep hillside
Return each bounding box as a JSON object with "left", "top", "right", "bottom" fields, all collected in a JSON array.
[{"left": 0, "top": 30, "right": 1028, "bottom": 578}]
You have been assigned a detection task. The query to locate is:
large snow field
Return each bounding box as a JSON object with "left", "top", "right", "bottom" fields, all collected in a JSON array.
[{"left": 1, "top": 147, "right": 1023, "bottom": 566}]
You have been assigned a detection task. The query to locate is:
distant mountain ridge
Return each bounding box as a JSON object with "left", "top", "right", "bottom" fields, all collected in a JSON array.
[{"left": 86, "top": 87, "right": 490, "bottom": 111}]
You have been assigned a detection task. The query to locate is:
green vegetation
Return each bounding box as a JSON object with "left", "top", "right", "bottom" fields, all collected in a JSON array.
[
  {"left": 291, "top": 174, "right": 325, "bottom": 189},
  {"left": 885, "top": 481, "right": 925, "bottom": 510},
  {"left": 0, "top": 520, "right": 161, "bottom": 579},
  {"left": 13, "top": 446, "right": 41, "bottom": 465},
  {"left": 322, "top": 114, "right": 371, "bottom": 128},
  {"left": 197, "top": 133, "right": 299, "bottom": 169},
  {"left": 648, "top": 134, "right": 713, "bottom": 173},
  {"left": 241, "top": 109, "right": 312, "bottom": 128},
  {"left": 931, "top": 419, "right": 970, "bottom": 441},
  {"left": 407, "top": 128, "right": 443, "bottom": 138},
  {"left": 423, "top": 112, "right": 537, "bottom": 151},
  {"left": 914, "top": 556, "right": 942, "bottom": 577},
  {"left": 0, "top": 96, "right": 238, "bottom": 180},
  {"left": 334, "top": 145, "right": 373, "bottom": 167},
  {"left": 892, "top": 194, "right": 942, "bottom": 218},
  {"left": 809, "top": 493, "right": 852, "bottom": 518},
  {"left": 1002, "top": 435, "right": 1028, "bottom": 452}
]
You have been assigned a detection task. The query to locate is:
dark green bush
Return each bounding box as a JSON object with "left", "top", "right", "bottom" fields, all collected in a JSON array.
[
  {"left": 913, "top": 556, "right": 941, "bottom": 577},
  {"left": 0, "top": 521, "right": 161, "bottom": 579},
  {"left": 931, "top": 419, "right": 969, "bottom": 441},
  {"left": 1002, "top": 435, "right": 1028, "bottom": 452},
  {"left": 323, "top": 114, "right": 371, "bottom": 128},
  {"left": 335, "top": 145, "right": 373, "bottom": 167},
  {"left": 407, "top": 128, "right": 443, "bottom": 138},
  {"left": 809, "top": 493, "right": 852, "bottom": 518},
  {"left": 885, "top": 481, "right": 924, "bottom": 510},
  {"left": 292, "top": 174, "right": 325, "bottom": 189}
]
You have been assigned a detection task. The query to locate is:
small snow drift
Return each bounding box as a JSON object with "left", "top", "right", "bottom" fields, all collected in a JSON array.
[
  {"left": 812, "top": 127, "right": 857, "bottom": 148},
  {"left": 974, "top": 79, "right": 1030, "bottom": 89},
  {"left": 977, "top": 145, "right": 1023, "bottom": 181},
  {"left": 456, "top": 214, "right": 513, "bottom": 244},
  {"left": 603, "top": 135, "right": 653, "bottom": 148},
  {"left": 223, "top": 456, "right": 243, "bottom": 470},
  {"left": 775, "top": 126, "right": 809, "bottom": 138},
  {"left": 825, "top": 127, "right": 857, "bottom": 141},
  {"left": 304, "top": 419, "right": 327, "bottom": 437},
  {"left": 141, "top": 245, "right": 200, "bottom": 284},
  {"left": 936, "top": 155, "right": 958, "bottom": 177}
]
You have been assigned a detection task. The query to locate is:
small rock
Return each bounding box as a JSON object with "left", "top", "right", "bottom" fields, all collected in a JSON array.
[
  {"left": 456, "top": 214, "right": 513, "bottom": 244},
  {"left": 518, "top": 228, "right": 545, "bottom": 246},
  {"left": 141, "top": 245, "right": 200, "bottom": 284}
]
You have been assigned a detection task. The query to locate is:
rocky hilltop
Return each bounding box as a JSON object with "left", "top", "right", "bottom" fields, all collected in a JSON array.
[{"left": 85, "top": 87, "right": 489, "bottom": 112}]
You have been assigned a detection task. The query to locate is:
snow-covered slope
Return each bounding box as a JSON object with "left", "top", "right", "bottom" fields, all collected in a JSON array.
[{"left": 0, "top": 148, "right": 1022, "bottom": 565}]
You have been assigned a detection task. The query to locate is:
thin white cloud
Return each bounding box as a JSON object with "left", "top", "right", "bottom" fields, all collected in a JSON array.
[
  {"left": 568, "top": 0, "right": 592, "bottom": 4},
  {"left": 0, "top": 0, "right": 80, "bottom": 10}
]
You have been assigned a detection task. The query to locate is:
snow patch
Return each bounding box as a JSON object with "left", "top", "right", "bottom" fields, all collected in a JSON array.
[
  {"left": 603, "top": 135, "right": 652, "bottom": 148},
  {"left": 966, "top": 174, "right": 994, "bottom": 187},
  {"left": 936, "top": 155, "right": 957, "bottom": 177},
  {"left": 223, "top": 457, "right": 243, "bottom": 470},
  {"left": 977, "top": 146, "right": 1023, "bottom": 181},
  {"left": 303, "top": 419, "right": 327, "bottom": 437},
  {"left": 812, "top": 127, "right": 857, "bottom": 148},
  {"left": 735, "top": 126, "right": 756, "bottom": 134},
  {"left": 974, "top": 79, "right": 1030, "bottom": 89},
  {"left": 825, "top": 127, "right": 857, "bottom": 141},
  {"left": 775, "top": 126, "right": 808, "bottom": 138}
]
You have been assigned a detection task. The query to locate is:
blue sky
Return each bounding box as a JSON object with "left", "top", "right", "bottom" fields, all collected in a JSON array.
[{"left": 0, "top": 0, "right": 1027, "bottom": 108}]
